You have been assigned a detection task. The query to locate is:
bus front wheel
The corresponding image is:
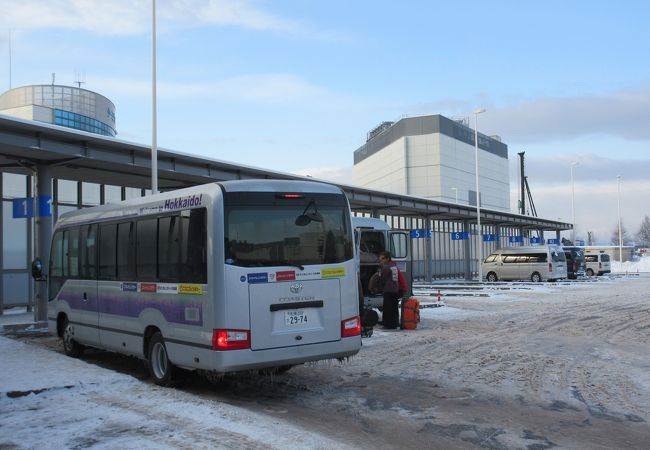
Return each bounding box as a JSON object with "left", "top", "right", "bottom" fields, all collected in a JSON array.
[
  {"left": 147, "top": 332, "right": 177, "bottom": 387},
  {"left": 61, "top": 317, "right": 85, "bottom": 357}
]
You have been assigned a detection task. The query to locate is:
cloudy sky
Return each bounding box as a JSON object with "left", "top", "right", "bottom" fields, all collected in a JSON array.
[{"left": 1, "top": 0, "right": 648, "bottom": 244}]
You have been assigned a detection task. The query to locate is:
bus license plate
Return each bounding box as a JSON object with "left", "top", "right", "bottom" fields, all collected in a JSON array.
[{"left": 285, "top": 310, "right": 308, "bottom": 326}]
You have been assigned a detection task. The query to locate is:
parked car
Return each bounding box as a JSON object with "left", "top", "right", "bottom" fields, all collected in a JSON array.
[
  {"left": 482, "top": 245, "right": 567, "bottom": 282},
  {"left": 584, "top": 252, "right": 611, "bottom": 276},
  {"left": 563, "top": 246, "right": 586, "bottom": 279}
]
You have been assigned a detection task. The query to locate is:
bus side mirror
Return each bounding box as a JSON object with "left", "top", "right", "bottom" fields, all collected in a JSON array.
[{"left": 31, "top": 258, "right": 45, "bottom": 281}]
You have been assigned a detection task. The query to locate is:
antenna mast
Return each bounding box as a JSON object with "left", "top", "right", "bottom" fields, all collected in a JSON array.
[
  {"left": 74, "top": 70, "right": 86, "bottom": 88},
  {"left": 8, "top": 29, "right": 11, "bottom": 89}
]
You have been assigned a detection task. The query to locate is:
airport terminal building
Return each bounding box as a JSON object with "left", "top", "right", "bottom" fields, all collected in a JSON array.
[
  {"left": 0, "top": 84, "right": 116, "bottom": 137},
  {"left": 353, "top": 115, "right": 510, "bottom": 212}
]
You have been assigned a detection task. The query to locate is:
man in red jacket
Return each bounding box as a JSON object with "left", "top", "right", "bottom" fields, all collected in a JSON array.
[{"left": 377, "top": 251, "right": 400, "bottom": 329}]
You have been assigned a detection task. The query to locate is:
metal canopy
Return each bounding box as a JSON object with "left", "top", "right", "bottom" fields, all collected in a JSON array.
[{"left": 0, "top": 114, "right": 571, "bottom": 232}]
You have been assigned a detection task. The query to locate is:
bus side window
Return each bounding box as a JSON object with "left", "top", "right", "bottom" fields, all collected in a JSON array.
[
  {"left": 137, "top": 219, "right": 158, "bottom": 281},
  {"left": 80, "top": 224, "right": 97, "bottom": 279},
  {"left": 117, "top": 222, "right": 136, "bottom": 280},
  {"left": 181, "top": 208, "right": 207, "bottom": 283},
  {"left": 99, "top": 223, "right": 117, "bottom": 280},
  {"left": 49, "top": 230, "right": 65, "bottom": 300},
  {"left": 67, "top": 228, "right": 80, "bottom": 278},
  {"left": 159, "top": 215, "right": 182, "bottom": 282}
]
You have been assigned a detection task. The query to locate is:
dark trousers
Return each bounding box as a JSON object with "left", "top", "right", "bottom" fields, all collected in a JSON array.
[{"left": 382, "top": 292, "right": 400, "bottom": 328}]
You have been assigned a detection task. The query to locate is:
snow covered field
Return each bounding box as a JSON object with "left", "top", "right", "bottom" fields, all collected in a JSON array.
[{"left": 0, "top": 335, "right": 358, "bottom": 449}]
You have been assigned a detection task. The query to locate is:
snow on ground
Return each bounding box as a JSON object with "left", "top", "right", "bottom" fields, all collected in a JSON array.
[
  {"left": 612, "top": 255, "right": 650, "bottom": 273},
  {"left": 0, "top": 336, "right": 354, "bottom": 450}
]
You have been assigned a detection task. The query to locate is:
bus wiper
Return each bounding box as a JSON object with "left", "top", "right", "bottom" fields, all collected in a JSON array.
[{"left": 278, "top": 260, "right": 305, "bottom": 271}]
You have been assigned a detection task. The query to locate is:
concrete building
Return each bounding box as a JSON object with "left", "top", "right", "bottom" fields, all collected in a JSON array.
[
  {"left": 0, "top": 85, "right": 116, "bottom": 137},
  {"left": 352, "top": 114, "right": 510, "bottom": 212}
]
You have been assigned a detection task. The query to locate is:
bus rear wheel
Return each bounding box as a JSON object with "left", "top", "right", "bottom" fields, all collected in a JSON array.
[
  {"left": 62, "top": 317, "right": 85, "bottom": 357},
  {"left": 147, "top": 332, "right": 178, "bottom": 387},
  {"left": 531, "top": 272, "right": 542, "bottom": 283}
]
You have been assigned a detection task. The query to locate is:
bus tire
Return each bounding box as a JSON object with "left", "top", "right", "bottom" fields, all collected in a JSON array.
[
  {"left": 62, "top": 317, "right": 85, "bottom": 357},
  {"left": 486, "top": 272, "right": 498, "bottom": 282},
  {"left": 531, "top": 272, "right": 542, "bottom": 283},
  {"left": 147, "top": 332, "right": 177, "bottom": 387},
  {"left": 586, "top": 268, "right": 594, "bottom": 277}
]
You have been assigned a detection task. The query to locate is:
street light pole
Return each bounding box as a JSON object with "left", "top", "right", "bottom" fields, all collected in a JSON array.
[
  {"left": 474, "top": 108, "right": 486, "bottom": 281},
  {"left": 151, "top": 0, "right": 158, "bottom": 194},
  {"left": 617, "top": 175, "right": 622, "bottom": 262},
  {"left": 570, "top": 162, "right": 579, "bottom": 243}
]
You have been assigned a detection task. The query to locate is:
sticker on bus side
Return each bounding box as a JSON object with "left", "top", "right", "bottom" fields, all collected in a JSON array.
[
  {"left": 158, "top": 284, "right": 179, "bottom": 294},
  {"left": 276, "top": 271, "right": 296, "bottom": 281},
  {"left": 140, "top": 283, "right": 157, "bottom": 293},
  {"left": 178, "top": 284, "right": 204, "bottom": 295},
  {"left": 321, "top": 267, "right": 345, "bottom": 278},
  {"left": 247, "top": 273, "right": 269, "bottom": 284},
  {"left": 121, "top": 282, "right": 138, "bottom": 292},
  {"left": 296, "top": 270, "right": 321, "bottom": 279}
]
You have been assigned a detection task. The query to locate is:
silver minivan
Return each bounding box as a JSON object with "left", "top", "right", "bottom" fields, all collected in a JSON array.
[
  {"left": 584, "top": 252, "right": 611, "bottom": 276},
  {"left": 482, "top": 245, "right": 568, "bottom": 282}
]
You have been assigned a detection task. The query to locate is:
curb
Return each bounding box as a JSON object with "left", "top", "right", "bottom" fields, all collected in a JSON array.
[{"left": 0, "top": 321, "right": 49, "bottom": 336}]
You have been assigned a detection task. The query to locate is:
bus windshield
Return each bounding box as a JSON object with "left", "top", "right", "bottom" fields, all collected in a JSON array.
[{"left": 224, "top": 192, "right": 353, "bottom": 267}]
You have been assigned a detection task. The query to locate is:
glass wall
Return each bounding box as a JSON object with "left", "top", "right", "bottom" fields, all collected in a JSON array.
[{"left": 82, "top": 182, "right": 100, "bottom": 206}]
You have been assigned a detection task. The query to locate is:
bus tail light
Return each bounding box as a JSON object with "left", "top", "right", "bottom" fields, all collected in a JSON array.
[
  {"left": 341, "top": 316, "right": 361, "bottom": 338},
  {"left": 548, "top": 263, "right": 553, "bottom": 273},
  {"left": 277, "top": 193, "right": 304, "bottom": 199},
  {"left": 212, "top": 329, "right": 250, "bottom": 350}
]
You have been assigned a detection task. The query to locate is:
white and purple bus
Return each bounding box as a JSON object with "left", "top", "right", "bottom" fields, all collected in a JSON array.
[{"left": 46, "top": 179, "right": 361, "bottom": 386}]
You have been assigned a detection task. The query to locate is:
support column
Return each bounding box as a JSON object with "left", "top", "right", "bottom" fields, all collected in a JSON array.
[
  {"left": 34, "top": 165, "right": 53, "bottom": 322},
  {"left": 27, "top": 175, "right": 33, "bottom": 312},
  {"left": 0, "top": 173, "right": 3, "bottom": 315},
  {"left": 424, "top": 216, "right": 433, "bottom": 282},
  {"left": 463, "top": 221, "right": 472, "bottom": 280},
  {"left": 495, "top": 225, "right": 501, "bottom": 249}
]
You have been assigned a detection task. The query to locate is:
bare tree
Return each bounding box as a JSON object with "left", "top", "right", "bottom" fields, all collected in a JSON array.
[
  {"left": 587, "top": 231, "right": 596, "bottom": 246},
  {"left": 610, "top": 221, "right": 631, "bottom": 245},
  {"left": 636, "top": 215, "right": 650, "bottom": 247}
]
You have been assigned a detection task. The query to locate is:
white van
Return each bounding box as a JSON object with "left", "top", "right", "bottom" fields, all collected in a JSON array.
[
  {"left": 584, "top": 252, "right": 611, "bottom": 276},
  {"left": 353, "top": 217, "right": 410, "bottom": 309},
  {"left": 482, "top": 245, "right": 567, "bottom": 282}
]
